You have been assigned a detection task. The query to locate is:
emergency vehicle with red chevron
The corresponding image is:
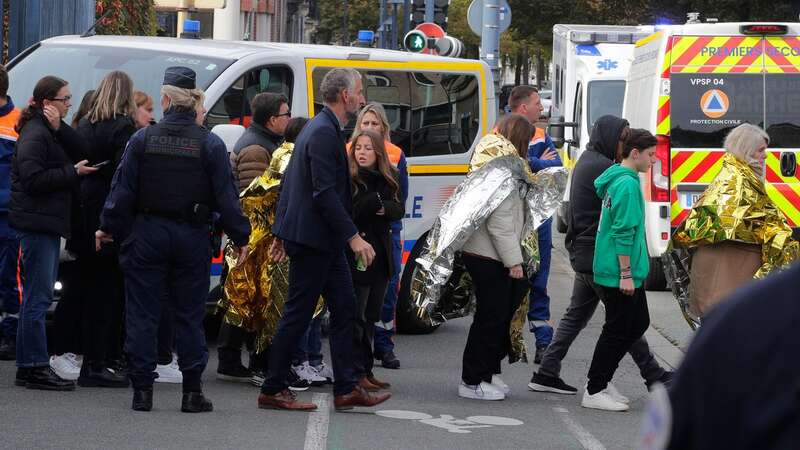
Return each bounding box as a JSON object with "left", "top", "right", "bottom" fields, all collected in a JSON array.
[{"left": 624, "top": 21, "right": 800, "bottom": 287}]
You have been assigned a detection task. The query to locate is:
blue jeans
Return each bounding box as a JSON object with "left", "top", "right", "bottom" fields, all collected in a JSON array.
[
  {"left": 0, "top": 224, "right": 20, "bottom": 340},
  {"left": 292, "top": 316, "right": 323, "bottom": 367},
  {"left": 528, "top": 218, "right": 553, "bottom": 348},
  {"left": 16, "top": 231, "right": 60, "bottom": 368},
  {"left": 374, "top": 230, "right": 402, "bottom": 356}
]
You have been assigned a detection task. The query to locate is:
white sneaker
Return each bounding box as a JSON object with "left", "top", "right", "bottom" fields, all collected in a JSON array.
[
  {"left": 581, "top": 388, "right": 629, "bottom": 412},
  {"left": 313, "top": 362, "right": 334, "bottom": 382},
  {"left": 50, "top": 353, "right": 81, "bottom": 381},
  {"left": 491, "top": 375, "right": 511, "bottom": 395},
  {"left": 458, "top": 381, "right": 505, "bottom": 401},
  {"left": 155, "top": 356, "right": 182, "bottom": 384},
  {"left": 605, "top": 383, "right": 630, "bottom": 404},
  {"left": 293, "top": 362, "right": 327, "bottom": 386}
]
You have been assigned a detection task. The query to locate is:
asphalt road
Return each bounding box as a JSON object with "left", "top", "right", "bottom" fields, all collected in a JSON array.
[{"left": 0, "top": 230, "right": 692, "bottom": 450}]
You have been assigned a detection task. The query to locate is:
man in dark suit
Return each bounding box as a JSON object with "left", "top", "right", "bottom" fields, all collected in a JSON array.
[{"left": 258, "top": 68, "right": 391, "bottom": 411}]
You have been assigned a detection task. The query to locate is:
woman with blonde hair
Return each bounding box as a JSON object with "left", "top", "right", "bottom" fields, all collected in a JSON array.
[
  {"left": 348, "top": 102, "right": 408, "bottom": 370},
  {"left": 70, "top": 70, "right": 138, "bottom": 388},
  {"left": 672, "top": 123, "right": 798, "bottom": 321}
]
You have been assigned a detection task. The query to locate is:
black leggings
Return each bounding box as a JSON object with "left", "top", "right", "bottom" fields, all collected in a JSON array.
[
  {"left": 461, "top": 254, "right": 528, "bottom": 385},
  {"left": 352, "top": 278, "right": 389, "bottom": 378}
]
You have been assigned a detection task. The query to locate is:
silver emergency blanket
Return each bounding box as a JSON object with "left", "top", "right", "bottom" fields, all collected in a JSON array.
[{"left": 411, "top": 155, "right": 567, "bottom": 321}]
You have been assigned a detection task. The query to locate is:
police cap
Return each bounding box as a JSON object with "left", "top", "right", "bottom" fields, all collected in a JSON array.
[{"left": 163, "top": 66, "right": 196, "bottom": 89}]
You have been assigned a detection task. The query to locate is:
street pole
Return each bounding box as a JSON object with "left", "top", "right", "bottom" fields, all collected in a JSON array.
[
  {"left": 403, "top": 0, "right": 411, "bottom": 36},
  {"left": 425, "top": 0, "right": 434, "bottom": 23},
  {"left": 481, "top": 0, "right": 501, "bottom": 111},
  {"left": 391, "top": 4, "right": 399, "bottom": 50},
  {"left": 342, "top": 0, "right": 349, "bottom": 45},
  {"left": 379, "top": 0, "right": 387, "bottom": 48}
]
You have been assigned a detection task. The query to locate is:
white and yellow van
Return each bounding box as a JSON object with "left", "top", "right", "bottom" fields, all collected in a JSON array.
[
  {"left": 8, "top": 35, "right": 494, "bottom": 333},
  {"left": 624, "top": 22, "right": 800, "bottom": 289}
]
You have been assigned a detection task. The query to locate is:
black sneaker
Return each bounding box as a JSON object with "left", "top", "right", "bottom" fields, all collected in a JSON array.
[
  {"left": 181, "top": 392, "right": 214, "bottom": 413},
  {"left": 527, "top": 372, "right": 577, "bottom": 395},
  {"left": 217, "top": 363, "right": 253, "bottom": 383},
  {"left": 646, "top": 370, "right": 675, "bottom": 391},
  {"left": 78, "top": 363, "right": 129, "bottom": 388},
  {"left": 534, "top": 345, "right": 547, "bottom": 365},
  {"left": 25, "top": 366, "right": 76, "bottom": 391},
  {"left": 0, "top": 338, "right": 15, "bottom": 361},
  {"left": 380, "top": 351, "right": 400, "bottom": 370},
  {"left": 287, "top": 367, "right": 310, "bottom": 391},
  {"left": 15, "top": 367, "right": 32, "bottom": 386}
]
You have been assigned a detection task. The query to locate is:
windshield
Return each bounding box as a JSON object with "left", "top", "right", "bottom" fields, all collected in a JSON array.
[
  {"left": 587, "top": 80, "right": 626, "bottom": 129},
  {"left": 8, "top": 44, "right": 233, "bottom": 124}
]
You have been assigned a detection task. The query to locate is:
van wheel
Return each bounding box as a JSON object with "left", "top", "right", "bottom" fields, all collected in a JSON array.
[
  {"left": 644, "top": 257, "right": 668, "bottom": 291},
  {"left": 556, "top": 210, "right": 568, "bottom": 234},
  {"left": 396, "top": 239, "right": 440, "bottom": 335}
]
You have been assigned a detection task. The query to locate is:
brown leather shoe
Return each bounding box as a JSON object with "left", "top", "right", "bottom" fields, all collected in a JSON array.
[
  {"left": 334, "top": 386, "right": 391, "bottom": 411},
  {"left": 258, "top": 390, "right": 317, "bottom": 411},
  {"left": 367, "top": 375, "right": 390, "bottom": 389},
  {"left": 358, "top": 376, "right": 381, "bottom": 392}
]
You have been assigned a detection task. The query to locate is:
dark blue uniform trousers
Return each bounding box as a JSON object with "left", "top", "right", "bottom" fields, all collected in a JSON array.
[
  {"left": 528, "top": 217, "right": 554, "bottom": 347},
  {"left": 120, "top": 216, "right": 210, "bottom": 389},
  {"left": 262, "top": 241, "right": 357, "bottom": 396}
]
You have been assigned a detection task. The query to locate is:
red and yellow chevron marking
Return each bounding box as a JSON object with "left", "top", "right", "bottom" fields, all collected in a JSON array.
[
  {"left": 656, "top": 95, "right": 670, "bottom": 135},
  {"left": 661, "top": 36, "right": 674, "bottom": 79},
  {"left": 670, "top": 36, "right": 764, "bottom": 73},
  {"left": 763, "top": 36, "right": 800, "bottom": 73},
  {"left": 669, "top": 150, "right": 726, "bottom": 226},
  {"left": 764, "top": 150, "right": 800, "bottom": 226}
]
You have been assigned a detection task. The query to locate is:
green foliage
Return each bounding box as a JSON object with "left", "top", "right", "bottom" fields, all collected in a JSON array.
[
  {"left": 315, "top": 0, "right": 380, "bottom": 45},
  {"left": 95, "top": 0, "right": 157, "bottom": 36}
]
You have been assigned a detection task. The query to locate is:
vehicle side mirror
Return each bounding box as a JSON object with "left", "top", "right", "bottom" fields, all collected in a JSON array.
[{"left": 548, "top": 116, "right": 566, "bottom": 148}]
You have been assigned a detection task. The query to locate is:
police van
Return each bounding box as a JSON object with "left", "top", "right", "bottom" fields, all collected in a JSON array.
[
  {"left": 8, "top": 35, "right": 494, "bottom": 333},
  {"left": 549, "top": 24, "right": 654, "bottom": 233},
  {"left": 624, "top": 21, "right": 800, "bottom": 289}
]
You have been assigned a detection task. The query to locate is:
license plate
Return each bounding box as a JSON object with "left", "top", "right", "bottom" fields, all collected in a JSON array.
[{"left": 680, "top": 192, "right": 701, "bottom": 209}]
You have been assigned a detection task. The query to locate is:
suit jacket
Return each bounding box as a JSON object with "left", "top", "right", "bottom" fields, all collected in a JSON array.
[{"left": 272, "top": 107, "right": 357, "bottom": 251}]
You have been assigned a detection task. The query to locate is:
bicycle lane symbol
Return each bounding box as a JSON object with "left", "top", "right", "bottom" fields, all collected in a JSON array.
[{"left": 375, "top": 410, "right": 524, "bottom": 434}]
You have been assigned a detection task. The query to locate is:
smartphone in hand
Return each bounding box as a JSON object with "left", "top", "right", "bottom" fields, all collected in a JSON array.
[{"left": 92, "top": 160, "right": 111, "bottom": 168}]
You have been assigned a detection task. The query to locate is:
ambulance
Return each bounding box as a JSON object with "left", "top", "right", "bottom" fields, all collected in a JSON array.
[
  {"left": 549, "top": 24, "right": 655, "bottom": 233},
  {"left": 8, "top": 34, "right": 494, "bottom": 333},
  {"left": 624, "top": 22, "right": 800, "bottom": 289}
]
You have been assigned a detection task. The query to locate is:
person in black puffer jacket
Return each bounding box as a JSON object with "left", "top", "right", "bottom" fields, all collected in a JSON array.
[
  {"left": 71, "top": 71, "right": 138, "bottom": 389},
  {"left": 347, "top": 129, "right": 405, "bottom": 392},
  {"left": 11, "top": 76, "right": 97, "bottom": 391}
]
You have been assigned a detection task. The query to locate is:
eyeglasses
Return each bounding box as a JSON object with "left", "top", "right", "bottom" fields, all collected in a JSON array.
[
  {"left": 49, "top": 95, "right": 72, "bottom": 103},
  {"left": 274, "top": 112, "right": 291, "bottom": 118}
]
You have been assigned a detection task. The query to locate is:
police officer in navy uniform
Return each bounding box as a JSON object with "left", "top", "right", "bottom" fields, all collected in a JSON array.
[{"left": 96, "top": 67, "right": 250, "bottom": 412}]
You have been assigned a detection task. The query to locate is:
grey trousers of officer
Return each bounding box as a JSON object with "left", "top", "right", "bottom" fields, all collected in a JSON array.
[{"left": 538, "top": 272, "right": 665, "bottom": 384}]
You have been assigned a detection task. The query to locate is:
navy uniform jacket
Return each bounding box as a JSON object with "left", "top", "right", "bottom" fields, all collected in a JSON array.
[
  {"left": 100, "top": 111, "right": 250, "bottom": 247},
  {"left": 662, "top": 263, "right": 800, "bottom": 450},
  {"left": 272, "top": 107, "right": 357, "bottom": 251}
]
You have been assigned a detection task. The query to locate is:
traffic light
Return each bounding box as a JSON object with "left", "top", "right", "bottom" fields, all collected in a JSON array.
[
  {"left": 404, "top": 30, "right": 427, "bottom": 53},
  {"left": 410, "top": 0, "right": 425, "bottom": 30},
  {"left": 433, "top": 0, "right": 449, "bottom": 31}
]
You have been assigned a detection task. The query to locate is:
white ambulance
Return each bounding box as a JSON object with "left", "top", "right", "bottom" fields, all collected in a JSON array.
[
  {"left": 624, "top": 21, "right": 800, "bottom": 289},
  {"left": 549, "top": 24, "right": 655, "bottom": 233}
]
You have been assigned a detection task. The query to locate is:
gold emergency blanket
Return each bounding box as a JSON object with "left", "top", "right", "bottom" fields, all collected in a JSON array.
[
  {"left": 220, "top": 143, "right": 296, "bottom": 353},
  {"left": 672, "top": 153, "right": 799, "bottom": 278},
  {"left": 411, "top": 134, "right": 567, "bottom": 363}
]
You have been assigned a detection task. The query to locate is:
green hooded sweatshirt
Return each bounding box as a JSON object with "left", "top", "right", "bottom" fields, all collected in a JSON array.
[{"left": 592, "top": 164, "right": 649, "bottom": 288}]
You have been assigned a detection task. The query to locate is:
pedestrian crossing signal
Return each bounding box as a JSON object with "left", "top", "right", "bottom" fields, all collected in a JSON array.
[{"left": 404, "top": 30, "right": 428, "bottom": 53}]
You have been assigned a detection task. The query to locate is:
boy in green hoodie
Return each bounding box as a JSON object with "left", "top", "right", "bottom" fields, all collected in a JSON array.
[{"left": 581, "top": 129, "right": 658, "bottom": 412}]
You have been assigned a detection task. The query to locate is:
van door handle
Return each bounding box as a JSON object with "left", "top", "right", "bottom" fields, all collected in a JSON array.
[{"left": 780, "top": 152, "right": 797, "bottom": 178}]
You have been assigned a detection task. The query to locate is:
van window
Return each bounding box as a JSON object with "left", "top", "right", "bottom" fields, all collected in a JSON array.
[
  {"left": 8, "top": 44, "right": 233, "bottom": 124},
  {"left": 587, "top": 80, "right": 625, "bottom": 130},
  {"left": 311, "top": 68, "right": 480, "bottom": 157},
  {"left": 670, "top": 74, "right": 764, "bottom": 148},
  {"left": 765, "top": 74, "right": 800, "bottom": 148},
  {"left": 206, "top": 66, "right": 293, "bottom": 129}
]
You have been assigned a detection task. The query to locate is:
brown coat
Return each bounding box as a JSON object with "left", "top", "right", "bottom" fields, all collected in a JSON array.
[
  {"left": 230, "top": 144, "right": 271, "bottom": 192},
  {"left": 689, "top": 241, "right": 761, "bottom": 317}
]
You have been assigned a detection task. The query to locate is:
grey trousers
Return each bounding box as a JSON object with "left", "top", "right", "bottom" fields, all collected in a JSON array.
[{"left": 538, "top": 272, "right": 665, "bottom": 384}]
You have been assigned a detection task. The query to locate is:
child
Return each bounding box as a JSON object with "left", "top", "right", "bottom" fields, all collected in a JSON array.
[{"left": 582, "top": 128, "right": 657, "bottom": 412}]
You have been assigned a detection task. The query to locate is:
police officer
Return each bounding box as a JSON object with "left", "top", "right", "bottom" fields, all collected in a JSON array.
[{"left": 96, "top": 67, "right": 250, "bottom": 412}]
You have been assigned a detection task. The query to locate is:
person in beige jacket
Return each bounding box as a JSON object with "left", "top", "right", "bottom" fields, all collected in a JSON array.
[
  {"left": 230, "top": 93, "right": 289, "bottom": 192},
  {"left": 458, "top": 114, "right": 535, "bottom": 401}
]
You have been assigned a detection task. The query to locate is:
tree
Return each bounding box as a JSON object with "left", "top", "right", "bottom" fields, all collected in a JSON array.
[
  {"left": 95, "top": 0, "right": 157, "bottom": 36},
  {"left": 315, "top": 0, "right": 380, "bottom": 45}
]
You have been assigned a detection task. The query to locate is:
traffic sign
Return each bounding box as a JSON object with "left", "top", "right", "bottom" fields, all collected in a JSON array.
[
  {"left": 415, "top": 23, "right": 445, "bottom": 55},
  {"left": 467, "top": 0, "right": 511, "bottom": 37},
  {"left": 404, "top": 30, "right": 428, "bottom": 53}
]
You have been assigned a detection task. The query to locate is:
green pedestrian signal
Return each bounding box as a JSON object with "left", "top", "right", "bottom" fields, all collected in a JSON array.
[{"left": 404, "top": 30, "right": 428, "bottom": 53}]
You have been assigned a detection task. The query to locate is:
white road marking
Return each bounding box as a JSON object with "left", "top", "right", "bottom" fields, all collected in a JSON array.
[
  {"left": 375, "top": 410, "right": 434, "bottom": 420},
  {"left": 553, "top": 406, "right": 606, "bottom": 450},
  {"left": 303, "top": 393, "right": 330, "bottom": 450},
  {"left": 465, "top": 416, "right": 523, "bottom": 426}
]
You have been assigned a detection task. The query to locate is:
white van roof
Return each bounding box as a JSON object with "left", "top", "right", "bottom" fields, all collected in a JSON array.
[
  {"left": 36, "top": 35, "right": 473, "bottom": 65},
  {"left": 662, "top": 22, "right": 800, "bottom": 36}
]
